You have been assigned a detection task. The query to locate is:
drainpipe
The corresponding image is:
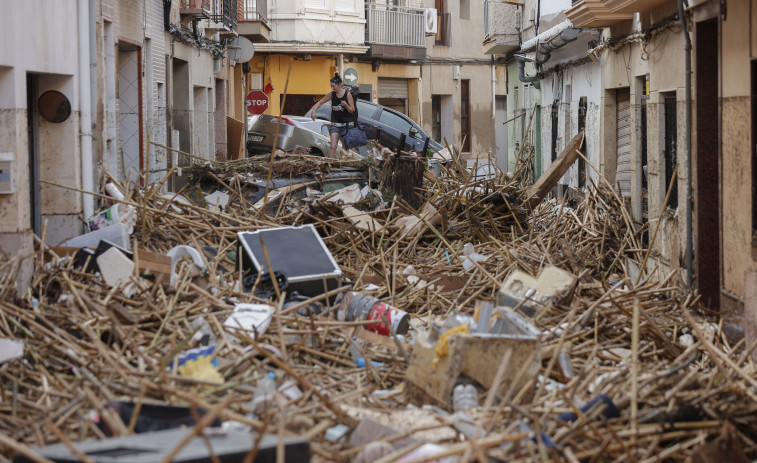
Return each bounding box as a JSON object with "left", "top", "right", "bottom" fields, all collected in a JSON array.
[
  {"left": 516, "top": 56, "right": 540, "bottom": 83},
  {"left": 79, "top": 0, "right": 94, "bottom": 220},
  {"left": 678, "top": 0, "right": 692, "bottom": 287},
  {"left": 516, "top": 22, "right": 580, "bottom": 83},
  {"left": 491, "top": 55, "right": 496, "bottom": 119}
]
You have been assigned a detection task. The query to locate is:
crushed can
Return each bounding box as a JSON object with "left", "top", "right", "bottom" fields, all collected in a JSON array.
[{"left": 339, "top": 291, "right": 410, "bottom": 336}]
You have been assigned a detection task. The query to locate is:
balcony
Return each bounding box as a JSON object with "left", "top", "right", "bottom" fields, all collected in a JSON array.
[
  {"left": 238, "top": 0, "right": 271, "bottom": 43},
  {"left": 366, "top": 2, "right": 426, "bottom": 60},
  {"left": 204, "top": 0, "right": 238, "bottom": 33},
  {"left": 482, "top": 0, "right": 518, "bottom": 54},
  {"left": 180, "top": 0, "right": 210, "bottom": 19},
  {"left": 566, "top": 0, "right": 634, "bottom": 28},
  {"left": 603, "top": 0, "right": 675, "bottom": 14}
]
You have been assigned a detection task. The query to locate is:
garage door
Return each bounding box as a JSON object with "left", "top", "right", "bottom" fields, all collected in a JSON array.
[
  {"left": 378, "top": 78, "right": 408, "bottom": 113},
  {"left": 616, "top": 88, "right": 631, "bottom": 197}
]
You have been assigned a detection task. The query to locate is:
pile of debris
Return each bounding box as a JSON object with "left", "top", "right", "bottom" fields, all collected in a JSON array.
[{"left": 1, "top": 143, "right": 754, "bottom": 463}]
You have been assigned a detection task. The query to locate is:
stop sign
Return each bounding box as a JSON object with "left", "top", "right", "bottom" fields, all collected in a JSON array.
[{"left": 246, "top": 90, "right": 269, "bottom": 114}]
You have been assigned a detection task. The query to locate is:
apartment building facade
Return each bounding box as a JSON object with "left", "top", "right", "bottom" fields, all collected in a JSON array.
[
  {"left": 421, "top": 0, "right": 506, "bottom": 160},
  {"left": 485, "top": 0, "right": 602, "bottom": 188},
  {"left": 0, "top": 0, "right": 86, "bottom": 294},
  {"left": 566, "top": 0, "right": 689, "bottom": 292},
  {"left": 240, "top": 0, "right": 503, "bottom": 159},
  {"left": 0, "top": 0, "right": 238, "bottom": 295}
]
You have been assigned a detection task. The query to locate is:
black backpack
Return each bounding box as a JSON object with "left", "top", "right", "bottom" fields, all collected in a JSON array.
[{"left": 344, "top": 85, "right": 360, "bottom": 124}]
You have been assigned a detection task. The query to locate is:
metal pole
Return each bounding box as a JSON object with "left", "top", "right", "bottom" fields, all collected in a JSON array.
[{"left": 243, "top": 67, "right": 248, "bottom": 157}]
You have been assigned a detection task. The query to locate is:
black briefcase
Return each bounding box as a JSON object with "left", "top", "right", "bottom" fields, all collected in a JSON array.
[{"left": 237, "top": 224, "right": 342, "bottom": 298}]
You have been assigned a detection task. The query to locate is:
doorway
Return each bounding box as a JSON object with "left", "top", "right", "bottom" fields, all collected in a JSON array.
[
  {"left": 460, "top": 80, "right": 471, "bottom": 153},
  {"left": 171, "top": 58, "right": 190, "bottom": 191},
  {"left": 616, "top": 88, "right": 631, "bottom": 197},
  {"left": 495, "top": 96, "right": 508, "bottom": 169},
  {"left": 118, "top": 43, "right": 143, "bottom": 185},
  {"left": 696, "top": 18, "right": 720, "bottom": 309},
  {"left": 26, "top": 74, "right": 40, "bottom": 235}
]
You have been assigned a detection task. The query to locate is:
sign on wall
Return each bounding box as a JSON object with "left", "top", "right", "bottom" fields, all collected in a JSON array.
[
  {"left": 344, "top": 67, "right": 359, "bottom": 86},
  {"left": 246, "top": 90, "right": 269, "bottom": 114}
]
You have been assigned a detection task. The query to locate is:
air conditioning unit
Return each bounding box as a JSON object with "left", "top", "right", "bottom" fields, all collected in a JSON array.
[{"left": 423, "top": 8, "right": 438, "bottom": 35}]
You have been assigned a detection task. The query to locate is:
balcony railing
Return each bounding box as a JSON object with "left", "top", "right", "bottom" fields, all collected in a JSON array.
[
  {"left": 180, "top": 0, "right": 211, "bottom": 18},
  {"left": 209, "top": 0, "right": 238, "bottom": 30},
  {"left": 366, "top": 2, "right": 425, "bottom": 48},
  {"left": 242, "top": 0, "right": 267, "bottom": 23}
]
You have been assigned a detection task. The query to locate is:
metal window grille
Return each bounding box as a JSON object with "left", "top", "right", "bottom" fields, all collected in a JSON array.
[
  {"left": 242, "top": 0, "right": 267, "bottom": 22},
  {"left": 211, "top": 0, "right": 238, "bottom": 30}
]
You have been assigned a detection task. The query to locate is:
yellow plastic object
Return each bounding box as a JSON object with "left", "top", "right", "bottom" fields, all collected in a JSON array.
[
  {"left": 434, "top": 324, "right": 469, "bottom": 359},
  {"left": 177, "top": 353, "right": 224, "bottom": 385}
]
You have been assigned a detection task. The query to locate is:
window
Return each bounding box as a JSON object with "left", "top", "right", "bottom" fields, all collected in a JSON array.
[
  {"left": 379, "top": 110, "right": 421, "bottom": 140},
  {"left": 663, "top": 95, "right": 678, "bottom": 209},
  {"left": 460, "top": 0, "right": 469, "bottom": 19},
  {"left": 578, "top": 96, "right": 587, "bottom": 188},
  {"left": 335, "top": 0, "right": 354, "bottom": 12},
  {"left": 305, "top": 0, "right": 326, "bottom": 9},
  {"left": 435, "top": 0, "right": 450, "bottom": 46}
]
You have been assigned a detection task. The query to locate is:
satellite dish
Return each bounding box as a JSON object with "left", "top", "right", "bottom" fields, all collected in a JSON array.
[{"left": 228, "top": 37, "right": 255, "bottom": 63}]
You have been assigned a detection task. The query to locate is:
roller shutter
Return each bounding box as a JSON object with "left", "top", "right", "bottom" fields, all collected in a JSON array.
[
  {"left": 616, "top": 89, "right": 631, "bottom": 197},
  {"left": 378, "top": 78, "right": 409, "bottom": 99}
]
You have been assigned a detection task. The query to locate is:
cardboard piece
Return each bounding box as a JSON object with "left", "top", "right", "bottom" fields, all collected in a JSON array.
[
  {"left": 342, "top": 206, "right": 383, "bottom": 232},
  {"left": 496, "top": 266, "right": 578, "bottom": 316},
  {"left": 0, "top": 339, "right": 23, "bottom": 364},
  {"left": 226, "top": 116, "right": 245, "bottom": 160},
  {"left": 391, "top": 202, "right": 442, "bottom": 239},
  {"left": 136, "top": 250, "right": 172, "bottom": 281},
  {"left": 405, "top": 310, "right": 541, "bottom": 410}
]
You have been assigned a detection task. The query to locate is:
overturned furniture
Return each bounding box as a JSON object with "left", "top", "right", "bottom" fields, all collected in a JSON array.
[
  {"left": 405, "top": 309, "right": 541, "bottom": 410},
  {"left": 237, "top": 224, "right": 342, "bottom": 298}
]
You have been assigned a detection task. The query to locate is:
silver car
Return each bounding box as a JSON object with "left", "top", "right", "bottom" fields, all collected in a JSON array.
[{"left": 246, "top": 115, "right": 339, "bottom": 156}]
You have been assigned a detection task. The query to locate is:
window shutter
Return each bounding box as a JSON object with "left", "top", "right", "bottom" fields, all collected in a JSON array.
[
  {"left": 335, "top": 0, "right": 354, "bottom": 11},
  {"left": 305, "top": 0, "right": 327, "bottom": 8}
]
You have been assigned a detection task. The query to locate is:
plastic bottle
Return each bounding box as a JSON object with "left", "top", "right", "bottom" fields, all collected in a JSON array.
[
  {"left": 452, "top": 384, "right": 479, "bottom": 412},
  {"left": 250, "top": 372, "right": 276, "bottom": 417},
  {"left": 105, "top": 182, "right": 125, "bottom": 201},
  {"left": 88, "top": 202, "right": 136, "bottom": 234},
  {"left": 338, "top": 291, "right": 410, "bottom": 336},
  {"left": 349, "top": 337, "right": 382, "bottom": 368}
]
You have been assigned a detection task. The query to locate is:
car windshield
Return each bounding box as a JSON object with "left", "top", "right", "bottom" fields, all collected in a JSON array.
[{"left": 378, "top": 110, "right": 425, "bottom": 141}]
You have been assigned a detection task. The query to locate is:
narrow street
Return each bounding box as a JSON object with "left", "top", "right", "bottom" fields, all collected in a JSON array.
[{"left": 1, "top": 0, "right": 756, "bottom": 462}]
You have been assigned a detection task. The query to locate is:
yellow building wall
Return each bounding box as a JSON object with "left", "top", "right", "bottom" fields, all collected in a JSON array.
[
  {"left": 249, "top": 55, "right": 390, "bottom": 116},
  {"left": 247, "top": 55, "right": 422, "bottom": 119}
]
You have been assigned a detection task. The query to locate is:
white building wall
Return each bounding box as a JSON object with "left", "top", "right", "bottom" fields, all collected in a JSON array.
[
  {"left": 0, "top": 0, "right": 84, "bottom": 295},
  {"left": 539, "top": 60, "right": 602, "bottom": 188},
  {"left": 268, "top": 0, "right": 366, "bottom": 45},
  {"left": 145, "top": 0, "right": 168, "bottom": 184}
]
